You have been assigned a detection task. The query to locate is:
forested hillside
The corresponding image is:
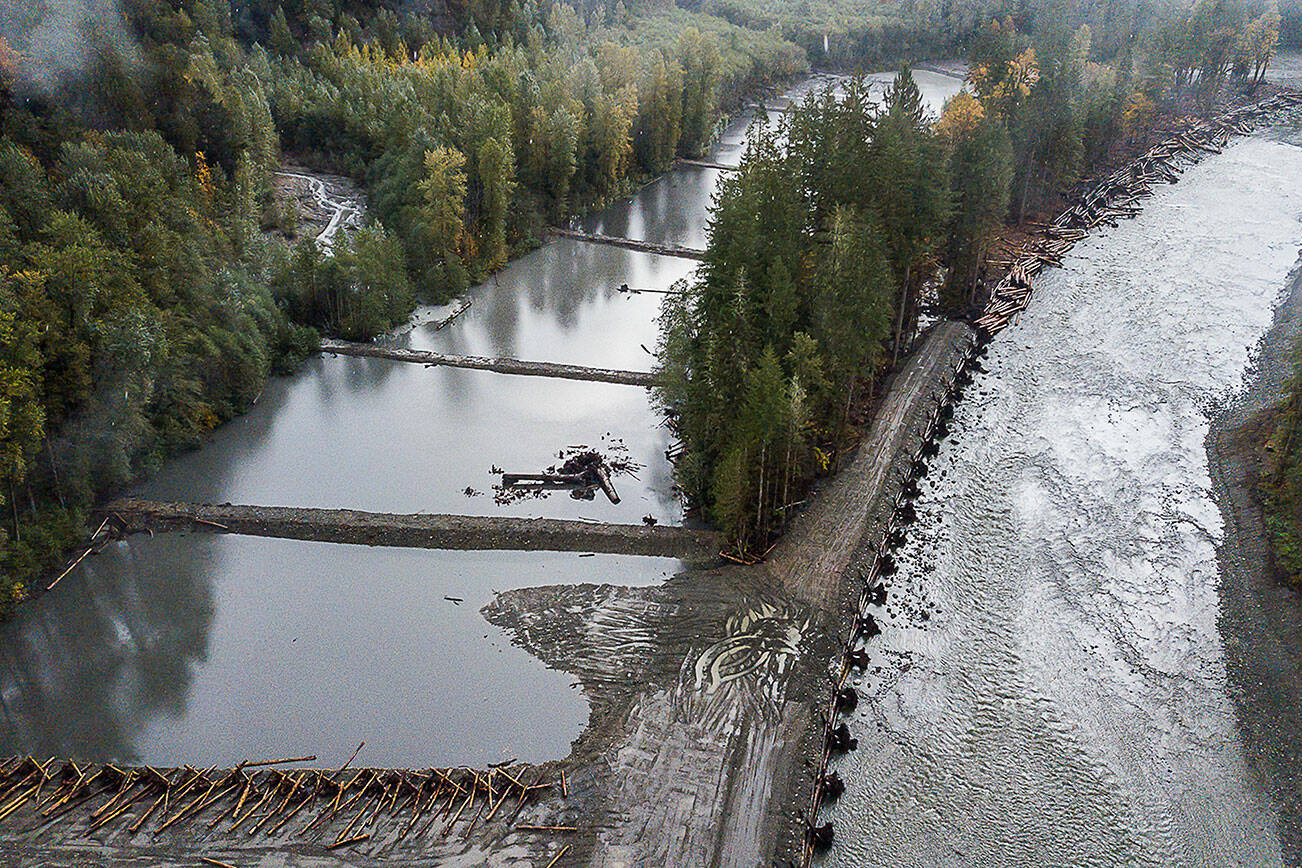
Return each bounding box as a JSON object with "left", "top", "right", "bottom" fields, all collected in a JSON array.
[
  {"left": 0, "top": 0, "right": 1291, "bottom": 598},
  {"left": 703, "top": 0, "right": 1298, "bottom": 68},
  {"left": 262, "top": 5, "right": 803, "bottom": 294},
  {"left": 0, "top": 1, "right": 312, "bottom": 599}
]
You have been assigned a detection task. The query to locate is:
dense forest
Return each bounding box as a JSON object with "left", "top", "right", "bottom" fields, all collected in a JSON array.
[
  {"left": 0, "top": 0, "right": 806, "bottom": 604},
  {"left": 655, "top": 0, "right": 1289, "bottom": 554},
  {"left": 0, "top": 0, "right": 1293, "bottom": 598},
  {"left": 1261, "top": 361, "right": 1302, "bottom": 591},
  {"left": 704, "top": 0, "right": 1299, "bottom": 68}
]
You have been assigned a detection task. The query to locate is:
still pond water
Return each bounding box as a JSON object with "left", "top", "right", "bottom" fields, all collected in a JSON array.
[{"left": 0, "top": 71, "right": 961, "bottom": 769}]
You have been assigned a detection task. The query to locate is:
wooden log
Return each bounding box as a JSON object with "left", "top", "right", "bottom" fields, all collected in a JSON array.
[
  {"left": 432, "top": 300, "right": 472, "bottom": 331},
  {"left": 104, "top": 499, "right": 722, "bottom": 561},
  {"left": 593, "top": 466, "right": 620, "bottom": 504},
  {"left": 676, "top": 158, "right": 739, "bottom": 171},
  {"left": 242, "top": 756, "right": 316, "bottom": 769},
  {"left": 548, "top": 227, "right": 707, "bottom": 261},
  {"left": 501, "top": 473, "right": 587, "bottom": 485},
  {"left": 321, "top": 340, "right": 656, "bottom": 387},
  {"left": 327, "top": 833, "right": 370, "bottom": 849}
]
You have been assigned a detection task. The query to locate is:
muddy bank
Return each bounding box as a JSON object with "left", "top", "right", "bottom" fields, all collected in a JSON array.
[
  {"left": 485, "top": 321, "right": 974, "bottom": 866},
  {"left": 105, "top": 499, "right": 719, "bottom": 561},
  {"left": 1208, "top": 256, "right": 1302, "bottom": 866}
]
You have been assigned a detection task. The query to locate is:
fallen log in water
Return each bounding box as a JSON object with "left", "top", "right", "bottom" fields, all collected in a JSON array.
[
  {"left": 104, "top": 499, "right": 719, "bottom": 561},
  {"left": 548, "top": 227, "right": 707, "bottom": 261},
  {"left": 431, "top": 299, "right": 472, "bottom": 330},
  {"left": 676, "top": 158, "right": 739, "bottom": 171},
  {"left": 320, "top": 339, "right": 656, "bottom": 387}
]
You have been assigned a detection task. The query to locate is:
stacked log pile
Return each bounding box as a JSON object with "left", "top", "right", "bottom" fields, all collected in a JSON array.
[
  {"left": 0, "top": 755, "right": 559, "bottom": 853},
  {"left": 974, "top": 90, "right": 1302, "bottom": 336}
]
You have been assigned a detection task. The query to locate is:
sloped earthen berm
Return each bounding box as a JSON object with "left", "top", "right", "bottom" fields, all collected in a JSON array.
[{"left": 2, "top": 89, "right": 1299, "bottom": 868}]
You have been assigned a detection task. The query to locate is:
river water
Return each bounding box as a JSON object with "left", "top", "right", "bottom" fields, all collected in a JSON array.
[
  {"left": 825, "top": 124, "right": 1302, "bottom": 864},
  {"left": 0, "top": 72, "right": 961, "bottom": 769}
]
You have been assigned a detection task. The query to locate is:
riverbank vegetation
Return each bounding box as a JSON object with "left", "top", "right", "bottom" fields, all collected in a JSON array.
[
  {"left": 657, "top": 0, "right": 1288, "bottom": 555},
  {"left": 1260, "top": 360, "right": 1302, "bottom": 591},
  {"left": 656, "top": 71, "right": 948, "bottom": 551},
  {"left": 0, "top": 5, "right": 321, "bottom": 601}
]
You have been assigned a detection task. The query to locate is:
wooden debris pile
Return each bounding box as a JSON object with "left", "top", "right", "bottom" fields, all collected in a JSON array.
[
  {"left": 496, "top": 440, "right": 641, "bottom": 506},
  {"left": 501, "top": 451, "right": 622, "bottom": 504},
  {"left": 0, "top": 755, "right": 556, "bottom": 852},
  {"left": 974, "top": 90, "right": 1302, "bottom": 336}
]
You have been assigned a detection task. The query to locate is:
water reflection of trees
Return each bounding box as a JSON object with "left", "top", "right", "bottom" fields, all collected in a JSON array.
[
  {"left": 580, "top": 171, "right": 718, "bottom": 250},
  {"left": 139, "top": 365, "right": 300, "bottom": 502},
  {"left": 0, "top": 534, "right": 216, "bottom": 763}
]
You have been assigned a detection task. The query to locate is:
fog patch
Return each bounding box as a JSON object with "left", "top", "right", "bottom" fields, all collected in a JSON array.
[{"left": 0, "top": 0, "right": 139, "bottom": 96}]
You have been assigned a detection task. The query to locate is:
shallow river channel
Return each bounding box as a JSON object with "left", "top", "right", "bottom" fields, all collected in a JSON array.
[
  {"left": 0, "top": 73, "right": 960, "bottom": 769},
  {"left": 824, "top": 122, "right": 1302, "bottom": 865}
]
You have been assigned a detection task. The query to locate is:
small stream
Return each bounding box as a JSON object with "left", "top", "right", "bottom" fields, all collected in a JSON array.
[{"left": 0, "top": 72, "right": 961, "bottom": 769}]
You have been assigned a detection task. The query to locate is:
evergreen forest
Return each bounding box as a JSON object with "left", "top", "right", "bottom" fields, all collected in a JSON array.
[{"left": 0, "top": 0, "right": 1294, "bottom": 595}]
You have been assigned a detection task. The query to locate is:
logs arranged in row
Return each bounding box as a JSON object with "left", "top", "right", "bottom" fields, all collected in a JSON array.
[
  {"left": 974, "top": 90, "right": 1302, "bottom": 336},
  {"left": 800, "top": 335, "right": 978, "bottom": 863},
  {"left": 0, "top": 755, "right": 554, "bottom": 850}
]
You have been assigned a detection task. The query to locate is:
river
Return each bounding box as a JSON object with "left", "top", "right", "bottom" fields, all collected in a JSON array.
[
  {"left": 824, "top": 119, "right": 1302, "bottom": 864},
  {"left": 0, "top": 72, "right": 961, "bottom": 770}
]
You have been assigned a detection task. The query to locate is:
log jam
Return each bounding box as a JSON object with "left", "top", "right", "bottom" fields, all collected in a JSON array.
[
  {"left": 975, "top": 90, "right": 1302, "bottom": 336},
  {"left": 0, "top": 755, "right": 554, "bottom": 854},
  {"left": 320, "top": 339, "right": 657, "bottom": 386},
  {"left": 105, "top": 499, "right": 721, "bottom": 561}
]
